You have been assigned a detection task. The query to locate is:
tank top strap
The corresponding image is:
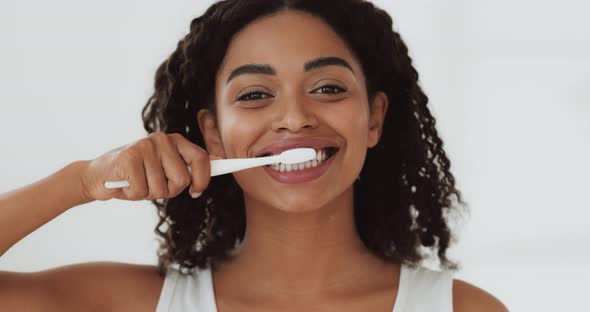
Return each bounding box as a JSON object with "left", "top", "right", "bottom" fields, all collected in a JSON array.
[
  {"left": 156, "top": 265, "right": 218, "bottom": 312},
  {"left": 393, "top": 264, "right": 454, "bottom": 312}
]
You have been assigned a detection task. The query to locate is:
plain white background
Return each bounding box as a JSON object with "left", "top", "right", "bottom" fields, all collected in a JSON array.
[{"left": 1, "top": 0, "right": 588, "bottom": 310}]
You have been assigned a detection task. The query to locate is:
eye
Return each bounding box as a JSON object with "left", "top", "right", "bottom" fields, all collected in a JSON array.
[
  {"left": 236, "top": 89, "right": 272, "bottom": 102},
  {"left": 312, "top": 84, "right": 347, "bottom": 94},
  {"left": 235, "top": 84, "right": 347, "bottom": 103}
]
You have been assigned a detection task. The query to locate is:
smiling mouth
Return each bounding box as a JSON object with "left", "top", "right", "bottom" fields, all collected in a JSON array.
[
  {"left": 257, "top": 146, "right": 338, "bottom": 158},
  {"left": 259, "top": 147, "right": 339, "bottom": 172}
]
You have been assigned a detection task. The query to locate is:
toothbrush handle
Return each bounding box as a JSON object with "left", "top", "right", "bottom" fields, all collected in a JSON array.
[
  {"left": 104, "top": 156, "right": 277, "bottom": 189},
  {"left": 209, "top": 157, "right": 275, "bottom": 176}
]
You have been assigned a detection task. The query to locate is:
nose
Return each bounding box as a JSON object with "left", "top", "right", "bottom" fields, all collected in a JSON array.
[{"left": 271, "top": 95, "right": 319, "bottom": 133}]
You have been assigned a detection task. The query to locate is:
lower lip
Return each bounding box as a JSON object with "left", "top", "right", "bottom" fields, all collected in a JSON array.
[{"left": 262, "top": 151, "right": 337, "bottom": 184}]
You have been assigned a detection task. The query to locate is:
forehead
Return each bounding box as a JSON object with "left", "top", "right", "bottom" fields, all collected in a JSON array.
[{"left": 216, "top": 10, "right": 362, "bottom": 81}]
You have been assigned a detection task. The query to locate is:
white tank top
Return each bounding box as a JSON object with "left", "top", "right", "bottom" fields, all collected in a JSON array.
[{"left": 156, "top": 263, "right": 454, "bottom": 311}]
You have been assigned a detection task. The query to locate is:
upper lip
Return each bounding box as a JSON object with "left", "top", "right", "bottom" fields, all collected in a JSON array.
[{"left": 254, "top": 137, "right": 340, "bottom": 157}]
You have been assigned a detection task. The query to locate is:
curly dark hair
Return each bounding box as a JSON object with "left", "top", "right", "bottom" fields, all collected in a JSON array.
[{"left": 141, "top": 0, "right": 468, "bottom": 276}]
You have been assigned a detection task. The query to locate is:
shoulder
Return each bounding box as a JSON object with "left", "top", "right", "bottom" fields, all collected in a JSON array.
[
  {"left": 453, "top": 278, "right": 509, "bottom": 312},
  {"left": 38, "top": 261, "right": 165, "bottom": 311}
]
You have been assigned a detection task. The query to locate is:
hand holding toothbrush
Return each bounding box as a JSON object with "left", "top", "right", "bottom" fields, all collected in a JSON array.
[{"left": 80, "top": 132, "right": 315, "bottom": 201}]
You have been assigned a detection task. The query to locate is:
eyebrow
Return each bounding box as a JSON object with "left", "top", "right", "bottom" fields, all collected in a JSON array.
[{"left": 225, "top": 56, "right": 355, "bottom": 84}]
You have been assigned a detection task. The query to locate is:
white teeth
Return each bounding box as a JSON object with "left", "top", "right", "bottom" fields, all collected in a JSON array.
[
  {"left": 269, "top": 148, "right": 335, "bottom": 172},
  {"left": 316, "top": 149, "right": 324, "bottom": 162}
]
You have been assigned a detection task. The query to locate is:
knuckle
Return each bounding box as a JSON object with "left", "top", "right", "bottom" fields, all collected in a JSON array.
[
  {"left": 193, "top": 148, "right": 208, "bottom": 161},
  {"left": 137, "top": 138, "right": 156, "bottom": 152},
  {"left": 168, "top": 174, "right": 190, "bottom": 190},
  {"left": 169, "top": 132, "right": 181, "bottom": 139},
  {"left": 128, "top": 188, "right": 148, "bottom": 200},
  {"left": 155, "top": 131, "right": 171, "bottom": 144},
  {"left": 171, "top": 132, "right": 192, "bottom": 146},
  {"left": 168, "top": 132, "right": 184, "bottom": 144},
  {"left": 169, "top": 132, "right": 187, "bottom": 142},
  {"left": 151, "top": 189, "right": 169, "bottom": 199},
  {"left": 149, "top": 131, "right": 168, "bottom": 140}
]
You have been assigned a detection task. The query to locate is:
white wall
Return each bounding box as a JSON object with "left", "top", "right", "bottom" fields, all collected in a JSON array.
[{"left": 1, "top": 1, "right": 588, "bottom": 310}]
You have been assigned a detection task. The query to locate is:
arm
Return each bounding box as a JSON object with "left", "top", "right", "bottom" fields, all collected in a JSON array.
[
  {"left": 0, "top": 132, "right": 209, "bottom": 310},
  {"left": 0, "top": 160, "right": 93, "bottom": 257},
  {"left": 0, "top": 262, "right": 164, "bottom": 311}
]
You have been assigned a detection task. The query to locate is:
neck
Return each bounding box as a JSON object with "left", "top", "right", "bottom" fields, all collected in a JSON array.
[{"left": 212, "top": 185, "right": 399, "bottom": 303}]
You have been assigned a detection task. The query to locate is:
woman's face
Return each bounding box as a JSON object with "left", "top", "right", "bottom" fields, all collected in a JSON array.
[{"left": 198, "top": 10, "right": 387, "bottom": 213}]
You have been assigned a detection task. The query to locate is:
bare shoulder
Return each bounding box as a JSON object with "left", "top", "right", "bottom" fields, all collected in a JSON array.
[
  {"left": 0, "top": 261, "right": 165, "bottom": 311},
  {"left": 48, "top": 261, "right": 165, "bottom": 311},
  {"left": 43, "top": 261, "right": 165, "bottom": 311},
  {"left": 453, "top": 279, "right": 509, "bottom": 312}
]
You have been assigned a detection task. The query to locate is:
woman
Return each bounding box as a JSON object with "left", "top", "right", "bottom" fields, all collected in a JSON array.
[{"left": 0, "top": 0, "right": 508, "bottom": 311}]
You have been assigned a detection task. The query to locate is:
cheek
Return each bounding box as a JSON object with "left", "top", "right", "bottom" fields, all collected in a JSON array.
[
  {"left": 325, "top": 100, "right": 370, "bottom": 147},
  {"left": 219, "top": 110, "right": 265, "bottom": 158},
  {"left": 329, "top": 101, "right": 370, "bottom": 174}
]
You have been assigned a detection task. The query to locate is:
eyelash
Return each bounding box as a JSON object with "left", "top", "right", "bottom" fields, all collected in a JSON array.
[{"left": 236, "top": 84, "right": 347, "bottom": 102}]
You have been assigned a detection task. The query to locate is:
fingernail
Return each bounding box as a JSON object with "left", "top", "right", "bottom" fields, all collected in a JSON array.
[{"left": 191, "top": 192, "right": 202, "bottom": 198}]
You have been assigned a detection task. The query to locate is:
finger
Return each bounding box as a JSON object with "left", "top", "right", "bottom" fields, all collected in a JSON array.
[
  {"left": 118, "top": 149, "right": 149, "bottom": 200},
  {"left": 142, "top": 139, "right": 169, "bottom": 200},
  {"left": 156, "top": 133, "right": 192, "bottom": 197},
  {"left": 169, "top": 133, "right": 211, "bottom": 194}
]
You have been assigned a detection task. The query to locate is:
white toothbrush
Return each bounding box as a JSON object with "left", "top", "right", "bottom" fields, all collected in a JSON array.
[{"left": 103, "top": 147, "right": 316, "bottom": 189}]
